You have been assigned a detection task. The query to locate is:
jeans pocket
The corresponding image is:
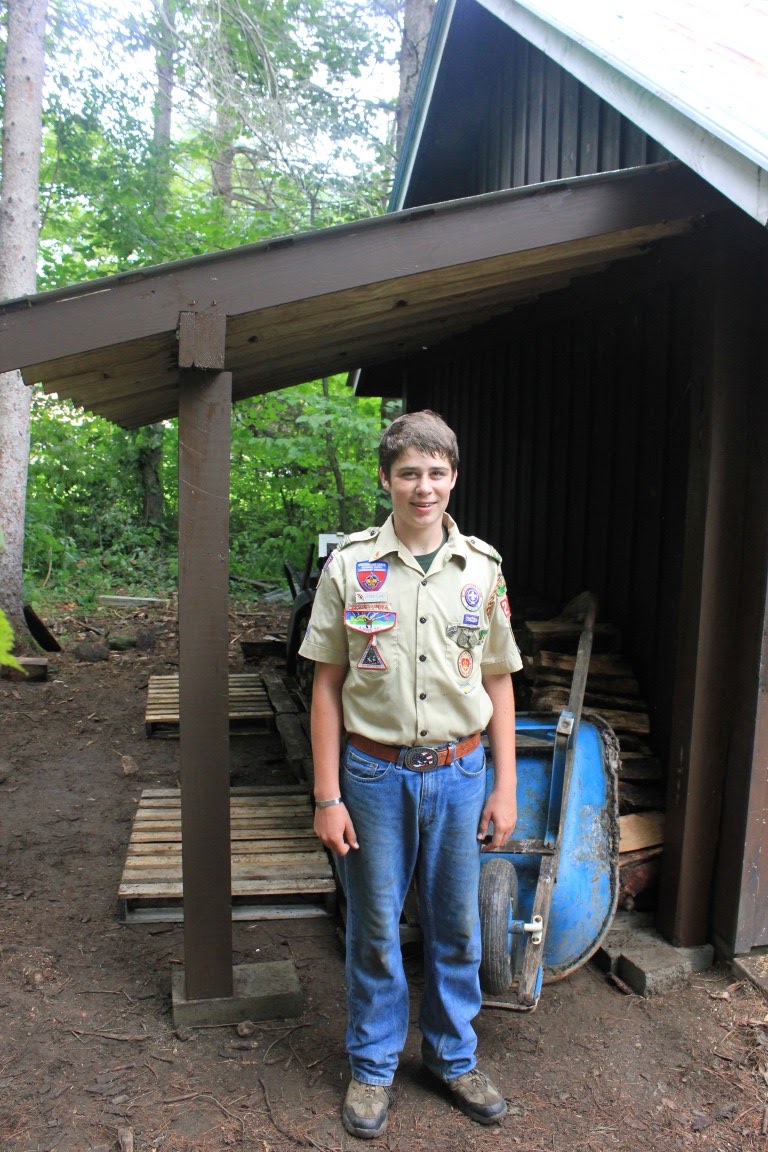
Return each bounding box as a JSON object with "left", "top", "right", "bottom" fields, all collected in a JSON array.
[
  {"left": 344, "top": 744, "right": 391, "bottom": 783},
  {"left": 455, "top": 743, "right": 486, "bottom": 778}
]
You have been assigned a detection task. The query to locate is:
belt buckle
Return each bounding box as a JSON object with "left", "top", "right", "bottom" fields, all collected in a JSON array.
[{"left": 404, "top": 745, "right": 439, "bottom": 771}]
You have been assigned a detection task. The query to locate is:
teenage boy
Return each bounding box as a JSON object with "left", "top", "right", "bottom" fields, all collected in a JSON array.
[{"left": 299, "top": 410, "right": 522, "bottom": 1139}]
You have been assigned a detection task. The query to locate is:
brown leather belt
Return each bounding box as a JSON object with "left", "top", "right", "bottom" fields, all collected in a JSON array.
[{"left": 348, "top": 732, "right": 481, "bottom": 772}]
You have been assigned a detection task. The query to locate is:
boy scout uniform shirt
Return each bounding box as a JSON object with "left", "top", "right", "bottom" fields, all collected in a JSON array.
[{"left": 299, "top": 513, "right": 523, "bottom": 747}]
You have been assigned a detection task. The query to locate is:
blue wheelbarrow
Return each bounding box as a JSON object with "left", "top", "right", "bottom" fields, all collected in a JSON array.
[{"left": 480, "top": 596, "right": 620, "bottom": 1010}]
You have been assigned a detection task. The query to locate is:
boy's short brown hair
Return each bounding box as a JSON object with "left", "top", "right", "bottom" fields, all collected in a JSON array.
[{"left": 378, "top": 410, "right": 459, "bottom": 478}]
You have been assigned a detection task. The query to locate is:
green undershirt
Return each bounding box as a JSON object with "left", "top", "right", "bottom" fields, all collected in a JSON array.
[{"left": 415, "top": 526, "right": 449, "bottom": 573}]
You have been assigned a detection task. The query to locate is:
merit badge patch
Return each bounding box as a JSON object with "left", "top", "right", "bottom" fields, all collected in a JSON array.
[
  {"left": 358, "top": 643, "right": 388, "bottom": 670},
  {"left": 460, "top": 583, "right": 482, "bottom": 612},
  {"left": 457, "top": 650, "right": 474, "bottom": 678},
  {"left": 356, "top": 561, "right": 388, "bottom": 594},
  {"left": 463, "top": 613, "right": 480, "bottom": 626},
  {"left": 344, "top": 606, "right": 396, "bottom": 672}
]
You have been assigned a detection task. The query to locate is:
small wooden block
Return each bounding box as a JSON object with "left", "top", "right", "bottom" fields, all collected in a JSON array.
[{"left": 1, "top": 656, "right": 48, "bottom": 682}]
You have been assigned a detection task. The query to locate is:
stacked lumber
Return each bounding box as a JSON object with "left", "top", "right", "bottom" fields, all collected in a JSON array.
[{"left": 517, "top": 597, "right": 665, "bottom": 912}]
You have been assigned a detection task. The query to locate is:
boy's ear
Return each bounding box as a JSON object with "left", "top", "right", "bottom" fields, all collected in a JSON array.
[{"left": 379, "top": 467, "right": 390, "bottom": 490}]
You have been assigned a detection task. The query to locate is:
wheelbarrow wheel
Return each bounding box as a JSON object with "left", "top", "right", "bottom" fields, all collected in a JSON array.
[{"left": 479, "top": 858, "right": 519, "bottom": 996}]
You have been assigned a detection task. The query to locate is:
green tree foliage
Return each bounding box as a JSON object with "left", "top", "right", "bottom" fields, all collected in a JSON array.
[
  {"left": 34, "top": 0, "right": 398, "bottom": 284},
  {"left": 228, "top": 379, "right": 383, "bottom": 584},
  {"left": 15, "top": 0, "right": 403, "bottom": 609},
  {"left": 25, "top": 377, "right": 384, "bottom": 606},
  {"left": 25, "top": 391, "right": 178, "bottom": 604}
]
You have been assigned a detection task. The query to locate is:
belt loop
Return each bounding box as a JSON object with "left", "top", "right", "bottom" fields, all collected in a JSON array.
[
  {"left": 396, "top": 745, "right": 408, "bottom": 769},
  {"left": 446, "top": 742, "right": 456, "bottom": 765}
]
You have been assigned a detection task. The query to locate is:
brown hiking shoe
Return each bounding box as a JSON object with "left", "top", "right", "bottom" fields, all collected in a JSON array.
[
  {"left": 446, "top": 1068, "right": 507, "bottom": 1125},
  {"left": 342, "top": 1078, "right": 394, "bottom": 1139}
]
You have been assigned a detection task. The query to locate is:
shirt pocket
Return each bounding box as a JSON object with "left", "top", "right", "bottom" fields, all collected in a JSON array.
[{"left": 445, "top": 623, "right": 485, "bottom": 682}]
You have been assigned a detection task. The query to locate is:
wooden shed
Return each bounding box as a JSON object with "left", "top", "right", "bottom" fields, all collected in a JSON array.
[
  {"left": 1, "top": 0, "right": 766, "bottom": 1006},
  {"left": 356, "top": 0, "right": 768, "bottom": 963}
]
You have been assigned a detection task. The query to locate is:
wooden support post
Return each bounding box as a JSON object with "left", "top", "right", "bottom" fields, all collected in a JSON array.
[
  {"left": 177, "top": 312, "right": 233, "bottom": 1002},
  {"left": 657, "top": 243, "right": 753, "bottom": 949},
  {"left": 172, "top": 312, "right": 303, "bottom": 1024}
]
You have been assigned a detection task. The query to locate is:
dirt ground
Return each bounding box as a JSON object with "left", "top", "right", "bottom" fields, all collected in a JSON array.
[{"left": 1, "top": 601, "right": 767, "bottom": 1152}]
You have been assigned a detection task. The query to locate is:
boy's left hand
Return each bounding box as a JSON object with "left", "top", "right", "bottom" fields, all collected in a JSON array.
[{"left": 477, "top": 788, "right": 517, "bottom": 849}]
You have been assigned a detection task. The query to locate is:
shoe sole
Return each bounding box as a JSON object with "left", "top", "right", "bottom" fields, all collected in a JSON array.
[
  {"left": 451, "top": 1096, "right": 507, "bottom": 1125},
  {"left": 342, "top": 1110, "right": 388, "bottom": 1139}
]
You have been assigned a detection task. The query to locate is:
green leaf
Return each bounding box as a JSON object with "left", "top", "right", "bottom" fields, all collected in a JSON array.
[{"left": 0, "top": 611, "right": 25, "bottom": 674}]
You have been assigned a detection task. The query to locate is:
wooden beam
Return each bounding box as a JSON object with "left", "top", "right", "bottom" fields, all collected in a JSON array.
[
  {"left": 177, "top": 313, "right": 233, "bottom": 1001},
  {"left": 0, "top": 164, "right": 728, "bottom": 378}
]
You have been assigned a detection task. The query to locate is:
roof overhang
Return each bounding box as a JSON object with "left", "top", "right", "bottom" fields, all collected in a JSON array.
[{"left": 0, "top": 162, "right": 728, "bottom": 428}]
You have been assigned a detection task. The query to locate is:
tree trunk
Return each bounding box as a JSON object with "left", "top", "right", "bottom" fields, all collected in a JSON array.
[
  {"left": 151, "top": 0, "right": 176, "bottom": 216},
  {"left": 130, "top": 0, "right": 177, "bottom": 529},
  {"left": 396, "top": 0, "right": 435, "bottom": 156},
  {"left": 138, "top": 426, "right": 165, "bottom": 527},
  {"left": 0, "top": 0, "right": 48, "bottom": 643},
  {"left": 321, "top": 378, "right": 350, "bottom": 533},
  {"left": 211, "top": 105, "right": 237, "bottom": 207}
]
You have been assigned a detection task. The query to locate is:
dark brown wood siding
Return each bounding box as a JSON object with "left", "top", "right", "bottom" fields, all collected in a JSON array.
[
  {"left": 404, "top": 0, "right": 670, "bottom": 208},
  {"left": 402, "top": 220, "right": 768, "bottom": 952},
  {"left": 405, "top": 238, "right": 697, "bottom": 760}
]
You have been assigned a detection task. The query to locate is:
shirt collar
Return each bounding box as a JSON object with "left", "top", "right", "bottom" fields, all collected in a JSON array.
[{"left": 373, "top": 513, "right": 469, "bottom": 567}]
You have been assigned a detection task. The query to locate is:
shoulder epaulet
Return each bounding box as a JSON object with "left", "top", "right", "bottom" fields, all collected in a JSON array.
[
  {"left": 465, "top": 535, "right": 502, "bottom": 564},
  {"left": 337, "top": 526, "right": 381, "bottom": 551}
]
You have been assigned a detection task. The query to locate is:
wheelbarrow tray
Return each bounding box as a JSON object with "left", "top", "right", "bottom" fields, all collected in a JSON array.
[{"left": 484, "top": 710, "right": 620, "bottom": 992}]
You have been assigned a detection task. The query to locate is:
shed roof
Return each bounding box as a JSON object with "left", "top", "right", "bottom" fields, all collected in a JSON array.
[
  {"left": 395, "top": 0, "right": 768, "bottom": 224},
  {"left": 0, "top": 162, "right": 727, "bottom": 428}
]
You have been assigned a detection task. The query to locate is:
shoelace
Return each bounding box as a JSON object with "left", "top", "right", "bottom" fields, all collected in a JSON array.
[{"left": 461, "top": 1070, "right": 489, "bottom": 1089}]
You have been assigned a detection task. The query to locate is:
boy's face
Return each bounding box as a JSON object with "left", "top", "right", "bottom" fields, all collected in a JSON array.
[{"left": 380, "top": 448, "right": 457, "bottom": 540}]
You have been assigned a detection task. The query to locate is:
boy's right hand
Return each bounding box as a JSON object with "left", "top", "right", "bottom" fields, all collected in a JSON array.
[{"left": 314, "top": 802, "right": 359, "bottom": 855}]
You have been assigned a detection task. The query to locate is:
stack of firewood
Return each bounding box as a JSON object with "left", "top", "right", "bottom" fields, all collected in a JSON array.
[{"left": 513, "top": 596, "right": 665, "bottom": 912}]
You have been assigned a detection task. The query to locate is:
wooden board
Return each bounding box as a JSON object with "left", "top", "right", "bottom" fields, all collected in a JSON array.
[
  {"left": 118, "top": 785, "right": 336, "bottom": 922},
  {"left": 144, "top": 673, "right": 275, "bottom": 736},
  {"left": 619, "top": 811, "right": 665, "bottom": 854}
]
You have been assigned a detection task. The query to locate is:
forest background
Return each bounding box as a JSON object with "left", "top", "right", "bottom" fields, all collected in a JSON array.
[{"left": 0, "top": 0, "right": 432, "bottom": 626}]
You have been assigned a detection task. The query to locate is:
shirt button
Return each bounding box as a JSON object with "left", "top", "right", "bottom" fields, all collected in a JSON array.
[
  {"left": 421, "top": 579, "right": 427, "bottom": 586},
  {"left": 420, "top": 730, "right": 428, "bottom": 737},
  {"left": 419, "top": 616, "right": 427, "bottom": 624},
  {"left": 419, "top": 692, "right": 427, "bottom": 700},
  {"left": 419, "top": 654, "right": 427, "bottom": 662}
]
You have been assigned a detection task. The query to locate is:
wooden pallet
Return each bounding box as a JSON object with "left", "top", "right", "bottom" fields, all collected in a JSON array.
[
  {"left": 145, "top": 673, "right": 275, "bottom": 736},
  {"left": 118, "top": 785, "right": 336, "bottom": 923}
]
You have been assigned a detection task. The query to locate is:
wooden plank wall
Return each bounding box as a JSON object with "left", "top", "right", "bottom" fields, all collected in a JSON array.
[
  {"left": 405, "top": 239, "right": 698, "bottom": 758},
  {"left": 481, "top": 37, "right": 670, "bottom": 192},
  {"left": 404, "top": 3, "right": 670, "bottom": 208}
]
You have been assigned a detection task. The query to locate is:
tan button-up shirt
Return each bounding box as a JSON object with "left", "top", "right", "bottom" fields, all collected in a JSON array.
[{"left": 299, "top": 513, "right": 523, "bottom": 746}]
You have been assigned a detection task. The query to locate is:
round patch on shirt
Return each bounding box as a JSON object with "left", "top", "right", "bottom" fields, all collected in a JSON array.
[
  {"left": 457, "top": 650, "right": 474, "bottom": 678},
  {"left": 461, "top": 583, "right": 482, "bottom": 612}
]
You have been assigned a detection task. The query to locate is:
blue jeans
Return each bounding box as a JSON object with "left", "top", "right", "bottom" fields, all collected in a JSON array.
[{"left": 338, "top": 739, "right": 487, "bottom": 1086}]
